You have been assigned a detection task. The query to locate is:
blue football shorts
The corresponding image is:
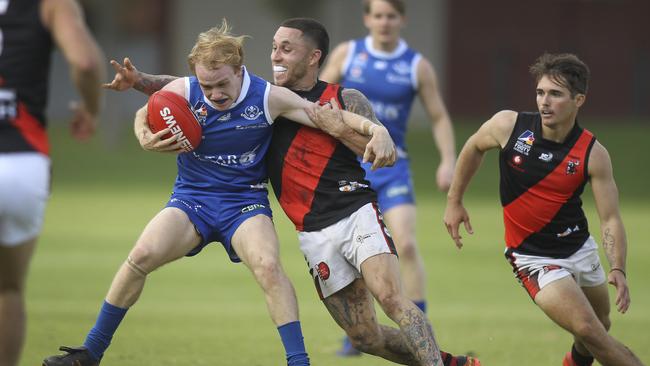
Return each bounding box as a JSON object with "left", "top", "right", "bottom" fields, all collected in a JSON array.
[
  {"left": 361, "top": 157, "right": 415, "bottom": 212},
  {"left": 166, "top": 190, "right": 272, "bottom": 262}
]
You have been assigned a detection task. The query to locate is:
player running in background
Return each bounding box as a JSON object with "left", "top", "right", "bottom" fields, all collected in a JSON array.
[
  {"left": 104, "top": 17, "right": 479, "bottom": 366},
  {"left": 43, "top": 20, "right": 394, "bottom": 366},
  {"left": 320, "top": 0, "right": 456, "bottom": 355},
  {"left": 0, "top": 1, "right": 104, "bottom": 365},
  {"left": 444, "top": 53, "right": 645, "bottom": 366}
]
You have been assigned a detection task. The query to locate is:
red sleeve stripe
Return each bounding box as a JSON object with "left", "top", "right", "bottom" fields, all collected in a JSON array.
[{"left": 503, "top": 130, "right": 594, "bottom": 247}]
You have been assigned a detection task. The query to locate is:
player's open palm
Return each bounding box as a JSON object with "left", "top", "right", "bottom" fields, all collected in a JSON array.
[
  {"left": 608, "top": 271, "right": 630, "bottom": 313},
  {"left": 103, "top": 57, "right": 139, "bottom": 91},
  {"left": 444, "top": 201, "right": 473, "bottom": 249}
]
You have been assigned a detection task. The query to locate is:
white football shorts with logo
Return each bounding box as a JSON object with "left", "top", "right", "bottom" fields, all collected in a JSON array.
[
  {"left": 0, "top": 152, "right": 50, "bottom": 246},
  {"left": 506, "top": 236, "right": 606, "bottom": 300},
  {"left": 299, "top": 202, "right": 396, "bottom": 299}
]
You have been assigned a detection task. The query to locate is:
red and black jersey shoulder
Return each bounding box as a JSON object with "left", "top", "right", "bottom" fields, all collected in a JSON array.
[
  {"left": 499, "top": 112, "right": 596, "bottom": 258},
  {"left": 267, "top": 80, "right": 375, "bottom": 231},
  {"left": 0, "top": 0, "right": 53, "bottom": 154}
]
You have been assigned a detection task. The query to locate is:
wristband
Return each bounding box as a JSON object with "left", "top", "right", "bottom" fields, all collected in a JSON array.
[{"left": 610, "top": 267, "right": 626, "bottom": 278}]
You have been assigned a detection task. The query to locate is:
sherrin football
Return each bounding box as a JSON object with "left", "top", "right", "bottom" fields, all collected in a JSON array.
[{"left": 147, "top": 90, "right": 202, "bottom": 152}]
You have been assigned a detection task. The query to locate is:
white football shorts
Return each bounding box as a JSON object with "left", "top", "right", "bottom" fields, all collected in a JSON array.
[
  {"left": 0, "top": 152, "right": 50, "bottom": 246},
  {"left": 299, "top": 202, "right": 396, "bottom": 299},
  {"left": 506, "top": 236, "right": 606, "bottom": 300}
]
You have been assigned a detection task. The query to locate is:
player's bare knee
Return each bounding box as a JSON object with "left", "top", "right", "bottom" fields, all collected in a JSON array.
[
  {"left": 250, "top": 257, "right": 284, "bottom": 285},
  {"left": 572, "top": 321, "right": 605, "bottom": 345},
  {"left": 375, "top": 292, "right": 402, "bottom": 316},
  {"left": 125, "top": 255, "right": 149, "bottom": 278},
  {"left": 348, "top": 331, "right": 382, "bottom": 353},
  {"left": 395, "top": 238, "right": 418, "bottom": 260}
]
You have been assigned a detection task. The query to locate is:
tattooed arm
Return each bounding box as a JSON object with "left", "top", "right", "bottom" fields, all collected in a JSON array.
[
  {"left": 589, "top": 141, "right": 629, "bottom": 313},
  {"left": 309, "top": 88, "right": 385, "bottom": 156},
  {"left": 103, "top": 57, "right": 179, "bottom": 95}
]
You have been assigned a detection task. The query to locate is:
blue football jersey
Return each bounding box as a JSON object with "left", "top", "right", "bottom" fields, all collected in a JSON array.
[
  {"left": 174, "top": 66, "right": 273, "bottom": 194},
  {"left": 340, "top": 36, "right": 421, "bottom": 151}
]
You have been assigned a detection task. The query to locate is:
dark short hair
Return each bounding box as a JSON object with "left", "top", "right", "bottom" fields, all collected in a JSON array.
[
  {"left": 529, "top": 53, "right": 590, "bottom": 96},
  {"left": 279, "top": 18, "right": 330, "bottom": 67},
  {"left": 363, "top": 0, "right": 405, "bottom": 16}
]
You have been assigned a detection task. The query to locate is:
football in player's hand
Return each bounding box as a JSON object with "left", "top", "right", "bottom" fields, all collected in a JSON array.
[{"left": 147, "top": 90, "right": 202, "bottom": 152}]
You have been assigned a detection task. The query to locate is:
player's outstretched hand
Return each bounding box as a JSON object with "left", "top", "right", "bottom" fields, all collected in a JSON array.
[
  {"left": 443, "top": 201, "right": 473, "bottom": 249},
  {"left": 608, "top": 270, "right": 630, "bottom": 313},
  {"left": 134, "top": 106, "right": 183, "bottom": 153},
  {"left": 103, "top": 57, "right": 139, "bottom": 91},
  {"left": 363, "top": 125, "right": 396, "bottom": 170},
  {"left": 69, "top": 101, "right": 96, "bottom": 142}
]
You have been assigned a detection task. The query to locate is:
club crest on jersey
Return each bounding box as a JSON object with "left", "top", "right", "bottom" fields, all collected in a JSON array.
[
  {"left": 241, "top": 105, "right": 263, "bottom": 120},
  {"left": 192, "top": 101, "right": 208, "bottom": 125},
  {"left": 316, "top": 262, "right": 330, "bottom": 281},
  {"left": 514, "top": 130, "right": 535, "bottom": 155},
  {"left": 392, "top": 60, "right": 411, "bottom": 75},
  {"left": 539, "top": 152, "right": 553, "bottom": 162},
  {"left": 566, "top": 159, "right": 580, "bottom": 175}
]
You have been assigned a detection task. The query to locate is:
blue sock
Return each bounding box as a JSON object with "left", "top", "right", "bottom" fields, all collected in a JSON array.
[
  {"left": 277, "top": 321, "right": 310, "bottom": 366},
  {"left": 414, "top": 300, "right": 427, "bottom": 313},
  {"left": 83, "top": 300, "right": 128, "bottom": 361}
]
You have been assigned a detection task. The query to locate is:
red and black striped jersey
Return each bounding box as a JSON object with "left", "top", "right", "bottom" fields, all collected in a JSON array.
[
  {"left": 500, "top": 112, "right": 596, "bottom": 258},
  {"left": 267, "top": 80, "right": 376, "bottom": 231},
  {"left": 0, "top": 0, "right": 53, "bottom": 154}
]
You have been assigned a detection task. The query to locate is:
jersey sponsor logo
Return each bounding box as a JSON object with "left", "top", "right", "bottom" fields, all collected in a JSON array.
[
  {"left": 0, "top": 88, "right": 17, "bottom": 120},
  {"left": 373, "top": 60, "right": 388, "bottom": 70},
  {"left": 159, "top": 106, "right": 195, "bottom": 151},
  {"left": 316, "top": 261, "right": 330, "bottom": 281},
  {"left": 356, "top": 232, "right": 376, "bottom": 244},
  {"left": 349, "top": 66, "right": 364, "bottom": 82},
  {"left": 392, "top": 60, "right": 411, "bottom": 75},
  {"left": 557, "top": 224, "right": 580, "bottom": 238},
  {"left": 566, "top": 159, "right": 580, "bottom": 175},
  {"left": 370, "top": 100, "right": 401, "bottom": 121},
  {"left": 241, "top": 105, "right": 263, "bottom": 121},
  {"left": 192, "top": 101, "right": 208, "bottom": 125},
  {"left": 236, "top": 122, "right": 268, "bottom": 130},
  {"left": 193, "top": 144, "right": 260, "bottom": 167},
  {"left": 508, "top": 154, "right": 525, "bottom": 172},
  {"left": 386, "top": 185, "right": 410, "bottom": 198},
  {"left": 352, "top": 52, "right": 368, "bottom": 66},
  {"left": 386, "top": 73, "right": 411, "bottom": 85},
  {"left": 514, "top": 130, "right": 535, "bottom": 156},
  {"left": 241, "top": 203, "right": 266, "bottom": 213},
  {"left": 538, "top": 152, "right": 553, "bottom": 162},
  {"left": 338, "top": 180, "right": 369, "bottom": 192}
]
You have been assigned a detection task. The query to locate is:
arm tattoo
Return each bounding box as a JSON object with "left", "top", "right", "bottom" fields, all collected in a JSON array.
[
  {"left": 341, "top": 89, "right": 384, "bottom": 127},
  {"left": 135, "top": 72, "right": 179, "bottom": 95},
  {"left": 603, "top": 227, "right": 617, "bottom": 264}
]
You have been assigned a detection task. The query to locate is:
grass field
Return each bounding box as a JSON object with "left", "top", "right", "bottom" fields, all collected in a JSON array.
[{"left": 21, "top": 121, "right": 649, "bottom": 365}]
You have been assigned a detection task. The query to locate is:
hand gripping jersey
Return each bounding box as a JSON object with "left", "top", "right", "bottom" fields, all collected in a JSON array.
[
  {"left": 0, "top": 0, "right": 54, "bottom": 154},
  {"left": 340, "top": 36, "right": 420, "bottom": 151},
  {"left": 176, "top": 67, "right": 273, "bottom": 194},
  {"left": 267, "top": 81, "right": 376, "bottom": 231},
  {"left": 500, "top": 112, "right": 596, "bottom": 258}
]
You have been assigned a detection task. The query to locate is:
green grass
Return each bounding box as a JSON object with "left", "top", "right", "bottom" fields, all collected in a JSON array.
[{"left": 21, "top": 121, "right": 649, "bottom": 365}]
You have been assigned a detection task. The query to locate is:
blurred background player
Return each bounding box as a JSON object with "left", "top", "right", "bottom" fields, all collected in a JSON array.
[
  {"left": 0, "top": 0, "right": 104, "bottom": 365},
  {"left": 43, "top": 19, "right": 395, "bottom": 366},
  {"left": 444, "top": 53, "right": 645, "bottom": 366},
  {"left": 320, "top": 0, "right": 456, "bottom": 355}
]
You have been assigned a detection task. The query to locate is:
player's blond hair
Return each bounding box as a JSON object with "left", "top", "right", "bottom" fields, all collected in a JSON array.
[{"left": 187, "top": 19, "right": 249, "bottom": 73}]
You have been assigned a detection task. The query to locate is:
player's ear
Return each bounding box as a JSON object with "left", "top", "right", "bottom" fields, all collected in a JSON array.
[
  {"left": 575, "top": 93, "right": 586, "bottom": 108},
  {"left": 311, "top": 49, "right": 322, "bottom": 67}
]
